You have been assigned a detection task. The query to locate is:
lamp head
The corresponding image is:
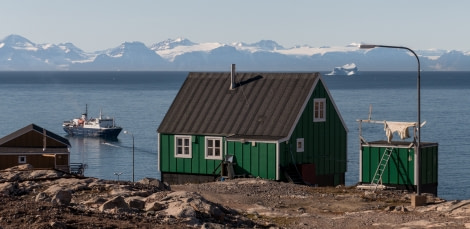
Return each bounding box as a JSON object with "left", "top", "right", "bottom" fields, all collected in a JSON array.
[{"left": 359, "top": 44, "right": 377, "bottom": 49}]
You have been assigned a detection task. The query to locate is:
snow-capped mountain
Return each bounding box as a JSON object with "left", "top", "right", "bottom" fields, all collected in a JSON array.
[
  {"left": 2, "top": 34, "right": 36, "bottom": 50},
  {"left": 150, "top": 38, "right": 196, "bottom": 51},
  {"left": 71, "top": 41, "right": 167, "bottom": 71},
  {"left": 0, "top": 34, "right": 469, "bottom": 71}
]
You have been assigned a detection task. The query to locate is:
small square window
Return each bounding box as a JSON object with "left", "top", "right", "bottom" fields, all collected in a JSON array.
[
  {"left": 296, "top": 138, "right": 304, "bottom": 152},
  {"left": 314, "top": 98, "right": 326, "bottom": 122},
  {"left": 175, "top": 135, "right": 192, "bottom": 158},
  {"left": 18, "top": 156, "right": 26, "bottom": 164},
  {"left": 205, "top": 137, "right": 223, "bottom": 160}
]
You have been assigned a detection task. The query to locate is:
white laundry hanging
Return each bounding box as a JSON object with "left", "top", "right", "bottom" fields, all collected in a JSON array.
[{"left": 384, "top": 121, "right": 416, "bottom": 143}]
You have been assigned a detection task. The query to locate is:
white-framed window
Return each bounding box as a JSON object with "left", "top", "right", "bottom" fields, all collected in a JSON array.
[
  {"left": 313, "top": 98, "right": 326, "bottom": 122},
  {"left": 18, "top": 156, "right": 26, "bottom": 164},
  {"left": 296, "top": 138, "right": 304, "bottom": 152},
  {"left": 174, "top": 135, "right": 192, "bottom": 158},
  {"left": 205, "top": 137, "right": 223, "bottom": 160}
]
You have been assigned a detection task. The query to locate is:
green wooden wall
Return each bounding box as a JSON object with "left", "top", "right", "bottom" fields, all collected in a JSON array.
[
  {"left": 159, "top": 134, "right": 222, "bottom": 175},
  {"left": 226, "top": 141, "right": 277, "bottom": 180},
  {"left": 361, "top": 145, "right": 438, "bottom": 185},
  {"left": 159, "top": 134, "right": 278, "bottom": 179},
  {"left": 420, "top": 145, "right": 438, "bottom": 185},
  {"left": 279, "top": 80, "right": 347, "bottom": 176}
]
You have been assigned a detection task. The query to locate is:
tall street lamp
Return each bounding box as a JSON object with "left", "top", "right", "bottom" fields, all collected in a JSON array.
[
  {"left": 123, "top": 130, "right": 135, "bottom": 182},
  {"left": 359, "top": 44, "right": 422, "bottom": 195},
  {"left": 114, "top": 172, "right": 123, "bottom": 182}
]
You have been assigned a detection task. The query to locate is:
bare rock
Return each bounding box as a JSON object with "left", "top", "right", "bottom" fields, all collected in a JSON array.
[
  {"left": 162, "top": 191, "right": 224, "bottom": 221},
  {"left": 190, "top": 196, "right": 225, "bottom": 221},
  {"left": 125, "top": 196, "right": 146, "bottom": 210},
  {"left": 0, "top": 182, "right": 14, "bottom": 195},
  {"left": 109, "top": 185, "right": 133, "bottom": 197},
  {"left": 166, "top": 201, "right": 197, "bottom": 218},
  {"left": 35, "top": 192, "right": 49, "bottom": 202},
  {"left": 201, "top": 222, "right": 226, "bottom": 229},
  {"left": 3, "top": 172, "right": 21, "bottom": 182},
  {"left": 146, "top": 191, "right": 168, "bottom": 203},
  {"left": 18, "top": 180, "right": 39, "bottom": 193},
  {"left": 44, "top": 184, "right": 65, "bottom": 196},
  {"left": 29, "top": 169, "right": 61, "bottom": 179},
  {"left": 164, "top": 190, "right": 192, "bottom": 200},
  {"left": 50, "top": 221, "right": 67, "bottom": 229},
  {"left": 54, "top": 178, "right": 94, "bottom": 191},
  {"left": 145, "top": 201, "right": 165, "bottom": 211},
  {"left": 4, "top": 164, "right": 33, "bottom": 171},
  {"left": 138, "top": 177, "right": 169, "bottom": 190},
  {"left": 51, "top": 190, "right": 72, "bottom": 206},
  {"left": 82, "top": 196, "right": 108, "bottom": 208},
  {"left": 99, "top": 196, "right": 129, "bottom": 212}
]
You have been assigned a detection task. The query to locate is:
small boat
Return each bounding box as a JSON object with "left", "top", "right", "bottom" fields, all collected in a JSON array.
[{"left": 63, "top": 105, "right": 122, "bottom": 138}]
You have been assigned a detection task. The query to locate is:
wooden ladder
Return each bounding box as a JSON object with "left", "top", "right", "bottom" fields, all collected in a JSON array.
[{"left": 371, "top": 147, "right": 394, "bottom": 190}]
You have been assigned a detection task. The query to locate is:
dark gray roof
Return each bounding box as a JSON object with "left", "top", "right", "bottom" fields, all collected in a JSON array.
[
  {"left": 157, "top": 72, "right": 322, "bottom": 141},
  {"left": 0, "top": 123, "right": 71, "bottom": 147}
]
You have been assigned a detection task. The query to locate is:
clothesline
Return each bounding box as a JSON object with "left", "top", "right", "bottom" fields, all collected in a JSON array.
[
  {"left": 357, "top": 119, "right": 420, "bottom": 143},
  {"left": 356, "top": 119, "right": 417, "bottom": 125}
]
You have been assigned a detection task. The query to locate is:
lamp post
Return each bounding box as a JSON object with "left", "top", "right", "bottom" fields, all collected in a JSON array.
[
  {"left": 359, "top": 44, "right": 421, "bottom": 195},
  {"left": 123, "top": 130, "right": 135, "bottom": 182},
  {"left": 114, "top": 172, "right": 123, "bottom": 182}
]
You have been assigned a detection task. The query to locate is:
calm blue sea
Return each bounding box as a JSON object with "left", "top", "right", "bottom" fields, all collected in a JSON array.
[{"left": 0, "top": 71, "right": 469, "bottom": 200}]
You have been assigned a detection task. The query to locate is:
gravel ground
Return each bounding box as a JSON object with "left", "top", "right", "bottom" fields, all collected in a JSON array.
[
  {"left": 1, "top": 172, "right": 469, "bottom": 229},
  {"left": 172, "top": 178, "right": 469, "bottom": 228}
]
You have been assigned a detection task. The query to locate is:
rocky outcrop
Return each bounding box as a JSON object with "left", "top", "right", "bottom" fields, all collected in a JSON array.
[
  {"left": 4, "top": 164, "right": 469, "bottom": 228},
  {"left": 99, "top": 196, "right": 130, "bottom": 212},
  {"left": 0, "top": 164, "right": 238, "bottom": 227}
]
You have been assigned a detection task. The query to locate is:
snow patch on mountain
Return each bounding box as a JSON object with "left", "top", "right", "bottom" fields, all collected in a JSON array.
[
  {"left": 277, "top": 45, "right": 358, "bottom": 56},
  {"left": 40, "top": 43, "right": 54, "bottom": 50},
  {"left": 230, "top": 40, "right": 284, "bottom": 52},
  {"left": 151, "top": 37, "right": 196, "bottom": 51},
  {"left": 155, "top": 42, "right": 224, "bottom": 61}
]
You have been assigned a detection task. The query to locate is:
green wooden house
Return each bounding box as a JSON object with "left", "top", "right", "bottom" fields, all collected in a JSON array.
[{"left": 157, "top": 65, "right": 348, "bottom": 185}]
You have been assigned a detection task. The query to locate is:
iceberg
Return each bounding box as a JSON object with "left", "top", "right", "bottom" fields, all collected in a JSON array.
[{"left": 326, "top": 63, "right": 358, "bottom": 76}]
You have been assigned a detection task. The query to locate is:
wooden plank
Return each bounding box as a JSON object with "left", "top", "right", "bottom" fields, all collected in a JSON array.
[
  {"left": 267, "top": 144, "right": 276, "bottom": 179},
  {"left": 160, "top": 134, "right": 170, "bottom": 172},
  {"left": 251, "top": 143, "right": 259, "bottom": 177}
]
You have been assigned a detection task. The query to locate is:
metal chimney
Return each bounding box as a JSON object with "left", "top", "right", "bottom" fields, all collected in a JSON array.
[{"left": 230, "top": 64, "right": 236, "bottom": 90}]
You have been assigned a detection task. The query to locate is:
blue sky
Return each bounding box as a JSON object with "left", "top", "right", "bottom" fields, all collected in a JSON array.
[{"left": 1, "top": 0, "right": 469, "bottom": 52}]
